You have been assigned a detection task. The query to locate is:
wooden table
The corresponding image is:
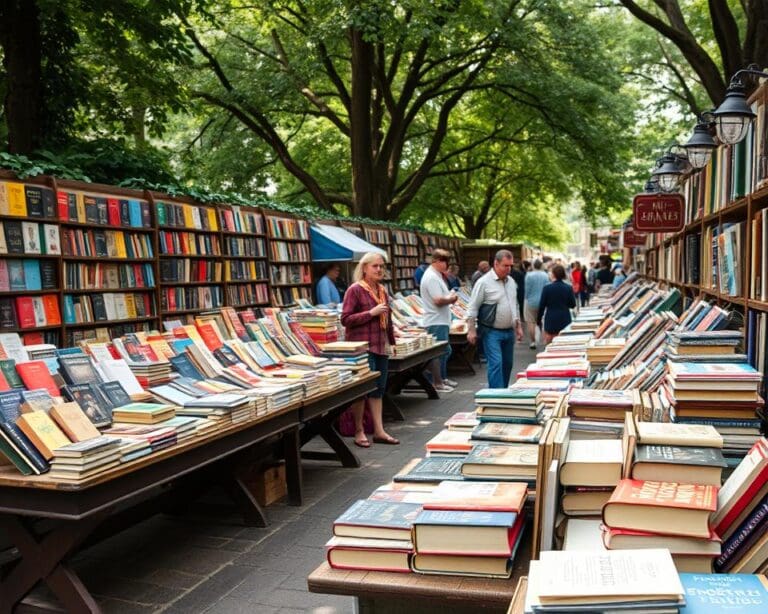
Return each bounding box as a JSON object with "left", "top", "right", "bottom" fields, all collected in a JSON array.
[
  {"left": 308, "top": 543, "right": 529, "bottom": 614},
  {"left": 0, "top": 376, "right": 377, "bottom": 614},
  {"left": 384, "top": 342, "right": 449, "bottom": 421}
]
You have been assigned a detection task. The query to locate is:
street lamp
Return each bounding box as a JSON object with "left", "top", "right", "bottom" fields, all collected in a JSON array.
[
  {"left": 651, "top": 150, "right": 688, "bottom": 192},
  {"left": 711, "top": 66, "right": 768, "bottom": 145},
  {"left": 681, "top": 115, "right": 717, "bottom": 169}
]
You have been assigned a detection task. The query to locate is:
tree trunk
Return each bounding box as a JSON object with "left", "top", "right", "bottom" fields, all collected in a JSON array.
[
  {"left": 349, "top": 26, "right": 376, "bottom": 218},
  {"left": 132, "top": 105, "right": 147, "bottom": 147},
  {"left": 0, "top": 0, "right": 43, "bottom": 154}
]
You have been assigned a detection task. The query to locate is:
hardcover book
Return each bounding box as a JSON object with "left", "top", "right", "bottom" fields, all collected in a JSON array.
[
  {"left": 49, "top": 402, "right": 101, "bottom": 442},
  {"left": 679, "top": 573, "right": 768, "bottom": 613},
  {"left": 470, "top": 422, "right": 543, "bottom": 443},
  {"left": 460, "top": 443, "right": 539, "bottom": 479},
  {"left": 412, "top": 508, "right": 523, "bottom": 556},
  {"left": 560, "top": 439, "right": 623, "bottom": 487},
  {"left": 15, "top": 411, "right": 70, "bottom": 460},
  {"left": 603, "top": 479, "right": 718, "bottom": 538},
  {"left": 98, "top": 381, "right": 131, "bottom": 408},
  {"left": 63, "top": 383, "right": 113, "bottom": 428},
  {"left": 632, "top": 444, "right": 727, "bottom": 486},
  {"left": 21, "top": 222, "right": 41, "bottom": 254},
  {"left": 393, "top": 457, "right": 464, "bottom": 483},
  {"left": 333, "top": 499, "right": 421, "bottom": 540},
  {"left": 325, "top": 536, "right": 412, "bottom": 573},
  {"left": 423, "top": 481, "right": 527, "bottom": 512},
  {"left": 58, "top": 354, "right": 102, "bottom": 385}
]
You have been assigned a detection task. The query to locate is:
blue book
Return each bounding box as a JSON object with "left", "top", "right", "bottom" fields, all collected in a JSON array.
[
  {"left": 333, "top": 500, "right": 420, "bottom": 540},
  {"left": 22, "top": 260, "right": 41, "bottom": 290},
  {"left": 0, "top": 420, "right": 49, "bottom": 474},
  {"left": 169, "top": 354, "right": 204, "bottom": 380},
  {"left": 680, "top": 573, "right": 768, "bottom": 612},
  {"left": 0, "top": 389, "right": 24, "bottom": 422},
  {"left": 55, "top": 346, "right": 85, "bottom": 358},
  {"left": 414, "top": 509, "right": 517, "bottom": 528},
  {"left": 169, "top": 338, "right": 194, "bottom": 354},
  {"left": 128, "top": 200, "right": 142, "bottom": 227},
  {"left": 393, "top": 457, "right": 464, "bottom": 483}
]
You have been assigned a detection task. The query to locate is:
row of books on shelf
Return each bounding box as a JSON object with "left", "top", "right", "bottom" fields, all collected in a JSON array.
[
  {"left": 67, "top": 262, "right": 155, "bottom": 290},
  {"left": 0, "top": 259, "right": 57, "bottom": 292},
  {"left": 227, "top": 283, "right": 269, "bottom": 307},
  {"left": 59, "top": 192, "right": 152, "bottom": 228},
  {"left": 270, "top": 264, "right": 311, "bottom": 285},
  {"left": 161, "top": 286, "right": 223, "bottom": 312},
  {"left": 160, "top": 259, "right": 222, "bottom": 284},
  {"left": 271, "top": 286, "right": 311, "bottom": 307},
  {"left": 156, "top": 201, "right": 219, "bottom": 230},
  {"left": 62, "top": 228, "right": 153, "bottom": 259},
  {"left": 268, "top": 241, "right": 310, "bottom": 261},
  {"left": 219, "top": 205, "right": 265, "bottom": 234},
  {"left": 226, "top": 260, "right": 268, "bottom": 282},
  {"left": 0, "top": 220, "right": 60, "bottom": 255},
  {"left": 391, "top": 229, "right": 418, "bottom": 245},
  {"left": 158, "top": 231, "right": 220, "bottom": 256},
  {"left": 0, "top": 295, "right": 61, "bottom": 329},
  {"left": 225, "top": 235, "right": 266, "bottom": 257},
  {"left": 64, "top": 293, "right": 154, "bottom": 324},
  {"left": 265, "top": 216, "right": 308, "bottom": 239}
]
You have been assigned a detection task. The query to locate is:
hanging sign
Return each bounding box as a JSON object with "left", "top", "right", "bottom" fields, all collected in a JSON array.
[
  {"left": 622, "top": 226, "right": 647, "bottom": 247},
  {"left": 632, "top": 193, "right": 684, "bottom": 232}
]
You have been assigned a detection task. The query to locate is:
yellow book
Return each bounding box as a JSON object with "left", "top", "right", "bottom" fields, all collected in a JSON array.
[
  {"left": 207, "top": 207, "right": 219, "bottom": 231},
  {"left": 0, "top": 182, "right": 8, "bottom": 215},
  {"left": 182, "top": 204, "right": 194, "bottom": 228},
  {"left": 114, "top": 232, "right": 127, "bottom": 258},
  {"left": 147, "top": 339, "right": 173, "bottom": 362},
  {"left": 16, "top": 412, "right": 71, "bottom": 460},
  {"left": 124, "top": 294, "right": 137, "bottom": 319},
  {"left": 76, "top": 192, "right": 86, "bottom": 222},
  {"left": 6, "top": 182, "right": 27, "bottom": 216}
]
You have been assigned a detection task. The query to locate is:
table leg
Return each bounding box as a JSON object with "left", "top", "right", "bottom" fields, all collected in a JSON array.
[
  {"left": 282, "top": 426, "right": 303, "bottom": 506},
  {"left": 300, "top": 415, "right": 361, "bottom": 468},
  {"left": 411, "top": 370, "right": 439, "bottom": 400},
  {"left": 449, "top": 344, "right": 476, "bottom": 375},
  {"left": 228, "top": 476, "right": 269, "bottom": 528},
  {"left": 382, "top": 392, "right": 405, "bottom": 422},
  {"left": 0, "top": 514, "right": 105, "bottom": 614}
]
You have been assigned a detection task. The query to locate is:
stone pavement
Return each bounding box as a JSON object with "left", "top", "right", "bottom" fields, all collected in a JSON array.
[{"left": 60, "top": 343, "right": 537, "bottom": 613}]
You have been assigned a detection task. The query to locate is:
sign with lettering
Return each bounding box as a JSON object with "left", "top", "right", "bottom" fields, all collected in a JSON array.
[
  {"left": 622, "top": 226, "right": 647, "bottom": 247},
  {"left": 632, "top": 194, "right": 684, "bottom": 232}
]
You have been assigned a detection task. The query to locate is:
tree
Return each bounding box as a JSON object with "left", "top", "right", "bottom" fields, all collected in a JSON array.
[
  {"left": 616, "top": 1, "right": 768, "bottom": 109},
  {"left": 183, "top": 0, "right": 636, "bottom": 221}
]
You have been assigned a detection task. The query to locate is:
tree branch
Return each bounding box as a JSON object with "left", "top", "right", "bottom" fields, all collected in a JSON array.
[{"left": 707, "top": 0, "right": 743, "bottom": 78}]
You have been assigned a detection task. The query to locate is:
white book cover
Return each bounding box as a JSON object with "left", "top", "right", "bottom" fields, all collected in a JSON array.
[
  {"left": 43, "top": 224, "right": 60, "bottom": 255},
  {"left": 21, "top": 221, "right": 41, "bottom": 254},
  {"left": 102, "top": 293, "right": 116, "bottom": 321},
  {"left": 0, "top": 332, "right": 29, "bottom": 363},
  {"left": 99, "top": 358, "right": 144, "bottom": 395},
  {"left": 31, "top": 297, "right": 46, "bottom": 326},
  {"left": 564, "top": 439, "right": 623, "bottom": 465},
  {"left": 562, "top": 518, "right": 606, "bottom": 552},
  {"left": 114, "top": 294, "right": 128, "bottom": 321}
]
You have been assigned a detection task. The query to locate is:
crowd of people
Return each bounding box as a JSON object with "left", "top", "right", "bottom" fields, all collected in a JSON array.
[{"left": 319, "top": 249, "right": 629, "bottom": 448}]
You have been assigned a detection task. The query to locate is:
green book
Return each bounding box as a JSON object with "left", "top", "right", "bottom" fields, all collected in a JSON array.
[{"left": 0, "top": 359, "right": 23, "bottom": 388}]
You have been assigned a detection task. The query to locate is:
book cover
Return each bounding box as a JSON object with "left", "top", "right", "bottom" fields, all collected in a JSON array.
[
  {"left": 393, "top": 457, "right": 464, "bottom": 483},
  {"left": 637, "top": 422, "right": 723, "bottom": 448},
  {"left": 63, "top": 383, "right": 113, "bottom": 428},
  {"left": 7, "top": 260, "right": 24, "bottom": 291},
  {"left": 98, "top": 381, "right": 131, "bottom": 408},
  {"left": 14, "top": 297, "right": 36, "bottom": 329},
  {"left": 4, "top": 220, "right": 24, "bottom": 254},
  {"left": 714, "top": 491, "right": 768, "bottom": 572},
  {"left": 470, "top": 422, "right": 543, "bottom": 443},
  {"left": 20, "top": 388, "right": 56, "bottom": 414},
  {"left": 15, "top": 360, "right": 60, "bottom": 397},
  {"left": 40, "top": 260, "right": 57, "bottom": 289},
  {"left": 679, "top": 573, "right": 768, "bottom": 613},
  {"left": 49, "top": 402, "right": 101, "bottom": 442},
  {"left": 22, "top": 260, "right": 41, "bottom": 290},
  {"left": 414, "top": 508, "right": 517, "bottom": 528},
  {"left": 634, "top": 445, "right": 727, "bottom": 467},
  {"left": 463, "top": 443, "right": 539, "bottom": 468},
  {"left": 608, "top": 479, "right": 717, "bottom": 511},
  {"left": 333, "top": 500, "right": 421, "bottom": 540},
  {"left": 424, "top": 429, "right": 473, "bottom": 453},
  {"left": 15, "top": 411, "right": 71, "bottom": 460},
  {"left": 0, "top": 298, "right": 17, "bottom": 330},
  {"left": 58, "top": 354, "right": 102, "bottom": 385},
  {"left": 24, "top": 186, "right": 44, "bottom": 217},
  {"left": 0, "top": 419, "right": 49, "bottom": 473},
  {"left": 423, "top": 481, "right": 527, "bottom": 512},
  {"left": 21, "top": 222, "right": 41, "bottom": 254},
  {"left": 0, "top": 428, "right": 34, "bottom": 475},
  {"left": 43, "top": 224, "right": 60, "bottom": 255}
]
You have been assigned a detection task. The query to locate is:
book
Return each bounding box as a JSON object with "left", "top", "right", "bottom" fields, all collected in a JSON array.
[
  {"left": 97, "top": 381, "right": 131, "bottom": 408},
  {"left": 333, "top": 500, "right": 421, "bottom": 540},
  {"left": 637, "top": 422, "right": 723, "bottom": 448},
  {"left": 424, "top": 429, "right": 473, "bottom": 455},
  {"left": 602, "top": 527, "right": 721, "bottom": 556},
  {"left": 410, "top": 552, "right": 515, "bottom": 579},
  {"left": 559, "top": 439, "right": 623, "bottom": 487},
  {"left": 49, "top": 402, "right": 101, "bottom": 442},
  {"left": 15, "top": 360, "right": 60, "bottom": 397},
  {"left": 325, "top": 536, "right": 412, "bottom": 573},
  {"left": 632, "top": 445, "right": 727, "bottom": 486},
  {"left": 20, "top": 389, "right": 56, "bottom": 414},
  {"left": 21, "top": 222, "right": 41, "bottom": 254},
  {"left": 423, "top": 481, "right": 527, "bottom": 512},
  {"left": 15, "top": 411, "right": 71, "bottom": 460},
  {"left": 470, "top": 422, "right": 543, "bottom": 444},
  {"left": 679, "top": 573, "right": 768, "bottom": 613},
  {"left": 58, "top": 354, "right": 102, "bottom": 385},
  {"left": 412, "top": 509, "right": 523, "bottom": 556},
  {"left": 63, "top": 383, "right": 113, "bottom": 428},
  {"left": 460, "top": 444, "right": 539, "bottom": 480},
  {"left": 528, "top": 549, "right": 684, "bottom": 610},
  {"left": 714, "top": 491, "right": 768, "bottom": 571},
  {"left": 603, "top": 479, "right": 718, "bottom": 538},
  {"left": 393, "top": 457, "right": 465, "bottom": 483}
]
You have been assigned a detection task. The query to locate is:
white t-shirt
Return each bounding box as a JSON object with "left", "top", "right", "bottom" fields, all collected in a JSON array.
[{"left": 420, "top": 266, "right": 451, "bottom": 327}]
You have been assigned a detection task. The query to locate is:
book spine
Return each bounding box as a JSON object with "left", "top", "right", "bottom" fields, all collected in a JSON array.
[
  {"left": 715, "top": 498, "right": 768, "bottom": 572},
  {"left": 0, "top": 420, "right": 49, "bottom": 473}
]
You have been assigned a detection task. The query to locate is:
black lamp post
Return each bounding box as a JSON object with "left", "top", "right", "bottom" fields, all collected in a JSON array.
[
  {"left": 651, "top": 150, "right": 688, "bottom": 192},
  {"left": 711, "top": 67, "right": 768, "bottom": 145},
  {"left": 681, "top": 116, "right": 717, "bottom": 169}
]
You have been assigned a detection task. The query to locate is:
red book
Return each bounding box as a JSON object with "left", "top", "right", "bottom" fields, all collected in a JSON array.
[
  {"left": 603, "top": 479, "right": 717, "bottom": 538},
  {"left": 14, "top": 297, "right": 37, "bottom": 328},
  {"left": 526, "top": 368, "right": 589, "bottom": 378},
  {"left": 107, "top": 198, "right": 120, "bottom": 226},
  {"left": 0, "top": 369, "right": 11, "bottom": 391},
  {"left": 196, "top": 322, "right": 223, "bottom": 351},
  {"left": 56, "top": 191, "right": 69, "bottom": 220},
  {"left": 42, "top": 295, "right": 61, "bottom": 325},
  {"left": 15, "top": 360, "right": 60, "bottom": 397},
  {"left": 21, "top": 332, "right": 44, "bottom": 346}
]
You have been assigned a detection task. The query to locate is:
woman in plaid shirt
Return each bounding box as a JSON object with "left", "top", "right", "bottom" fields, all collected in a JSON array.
[{"left": 341, "top": 252, "right": 399, "bottom": 447}]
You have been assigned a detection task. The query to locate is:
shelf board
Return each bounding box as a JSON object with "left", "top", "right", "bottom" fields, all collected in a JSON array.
[
  {"left": 64, "top": 287, "right": 156, "bottom": 294},
  {"left": 720, "top": 198, "right": 748, "bottom": 217},
  {"left": 2, "top": 252, "right": 61, "bottom": 259},
  {"left": 63, "top": 316, "right": 158, "bottom": 328},
  {"left": 0, "top": 289, "right": 57, "bottom": 296},
  {"left": 223, "top": 254, "right": 268, "bottom": 260},
  {"left": 225, "top": 279, "right": 269, "bottom": 284},
  {"left": 267, "top": 236, "right": 310, "bottom": 243},
  {"left": 157, "top": 225, "right": 220, "bottom": 234},
  {"left": 61, "top": 220, "right": 153, "bottom": 232},
  {"left": 159, "top": 253, "right": 223, "bottom": 259},
  {"left": 221, "top": 230, "right": 266, "bottom": 237},
  {"left": 748, "top": 299, "right": 768, "bottom": 313},
  {"left": 158, "top": 281, "right": 222, "bottom": 287},
  {"left": 61, "top": 256, "right": 154, "bottom": 262},
  {"left": 3, "top": 324, "right": 62, "bottom": 333},
  {"left": 0, "top": 214, "right": 60, "bottom": 224}
]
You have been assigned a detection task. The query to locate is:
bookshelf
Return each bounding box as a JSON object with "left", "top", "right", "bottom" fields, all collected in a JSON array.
[
  {"left": 362, "top": 224, "right": 394, "bottom": 293},
  {"left": 391, "top": 229, "right": 419, "bottom": 291},
  {"left": 154, "top": 194, "right": 224, "bottom": 321},
  {"left": 418, "top": 232, "right": 438, "bottom": 263},
  {"left": 219, "top": 204, "right": 270, "bottom": 310},
  {"left": 339, "top": 221, "right": 365, "bottom": 239},
  {"left": 645, "top": 79, "right": 768, "bottom": 394},
  {"left": 264, "top": 211, "right": 312, "bottom": 307}
]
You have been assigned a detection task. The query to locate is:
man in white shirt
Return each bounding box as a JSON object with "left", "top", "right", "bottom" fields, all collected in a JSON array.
[
  {"left": 466, "top": 249, "right": 523, "bottom": 388},
  {"left": 420, "top": 249, "right": 459, "bottom": 392}
]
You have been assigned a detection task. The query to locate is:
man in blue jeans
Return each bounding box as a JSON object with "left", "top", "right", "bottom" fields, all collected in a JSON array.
[
  {"left": 466, "top": 250, "right": 523, "bottom": 388},
  {"left": 420, "top": 249, "right": 458, "bottom": 392}
]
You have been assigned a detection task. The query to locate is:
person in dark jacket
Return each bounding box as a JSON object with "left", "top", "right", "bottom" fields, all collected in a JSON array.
[{"left": 537, "top": 264, "right": 577, "bottom": 345}]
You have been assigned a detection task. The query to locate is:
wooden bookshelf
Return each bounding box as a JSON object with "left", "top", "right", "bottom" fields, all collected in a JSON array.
[
  {"left": 218, "top": 204, "right": 270, "bottom": 309},
  {"left": 264, "top": 211, "right": 312, "bottom": 307},
  {"left": 391, "top": 229, "right": 419, "bottom": 292},
  {"left": 339, "top": 221, "right": 364, "bottom": 239},
  {"left": 153, "top": 194, "right": 224, "bottom": 322}
]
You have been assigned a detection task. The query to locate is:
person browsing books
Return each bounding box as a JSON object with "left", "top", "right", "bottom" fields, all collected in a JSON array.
[
  {"left": 316, "top": 263, "right": 342, "bottom": 306},
  {"left": 524, "top": 259, "right": 548, "bottom": 350},
  {"left": 420, "top": 248, "right": 459, "bottom": 392},
  {"left": 341, "top": 252, "right": 399, "bottom": 447},
  {"left": 466, "top": 249, "right": 523, "bottom": 389},
  {"left": 537, "top": 264, "right": 577, "bottom": 345}
]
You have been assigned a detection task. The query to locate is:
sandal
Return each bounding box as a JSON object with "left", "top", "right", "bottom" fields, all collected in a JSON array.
[
  {"left": 354, "top": 438, "right": 371, "bottom": 448},
  {"left": 372, "top": 435, "right": 400, "bottom": 445}
]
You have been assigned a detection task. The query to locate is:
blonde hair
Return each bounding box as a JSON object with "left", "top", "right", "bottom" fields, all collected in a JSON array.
[{"left": 353, "top": 252, "right": 386, "bottom": 282}]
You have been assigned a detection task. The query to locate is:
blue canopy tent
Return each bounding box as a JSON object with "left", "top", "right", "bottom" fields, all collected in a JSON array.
[{"left": 310, "top": 224, "right": 388, "bottom": 262}]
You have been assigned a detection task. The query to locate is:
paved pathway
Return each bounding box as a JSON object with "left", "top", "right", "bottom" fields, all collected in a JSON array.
[{"left": 58, "top": 343, "right": 537, "bottom": 613}]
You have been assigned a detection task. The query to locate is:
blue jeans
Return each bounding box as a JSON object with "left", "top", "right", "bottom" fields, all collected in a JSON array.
[
  {"left": 482, "top": 327, "right": 515, "bottom": 388},
  {"left": 426, "top": 325, "right": 452, "bottom": 380}
]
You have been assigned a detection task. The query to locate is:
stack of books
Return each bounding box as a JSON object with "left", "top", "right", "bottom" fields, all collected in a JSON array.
[
  {"left": 560, "top": 439, "right": 623, "bottom": 517},
  {"left": 444, "top": 411, "right": 479, "bottom": 432},
  {"left": 48, "top": 436, "right": 122, "bottom": 481},
  {"left": 601, "top": 479, "right": 719, "bottom": 572},
  {"left": 524, "top": 359, "right": 590, "bottom": 380},
  {"left": 111, "top": 402, "right": 176, "bottom": 424},
  {"left": 460, "top": 443, "right": 538, "bottom": 483},
  {"left": 666, "top": 329, "right": 743, "bottom": 359},
  {"left": 585, "top": 338, "right": 626, "bottom": 367},
  {"left": 102, "top": 423, "right": 177, "bottom": 452},
  {"left": 474, "top": 388, "right": 539, "bottom": 424},
  {"left": 711, "top": 437, "right": 768, "bottom": 573},
  {"left": 291, "top": 308, "right": 339, "bottom": 344}
]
